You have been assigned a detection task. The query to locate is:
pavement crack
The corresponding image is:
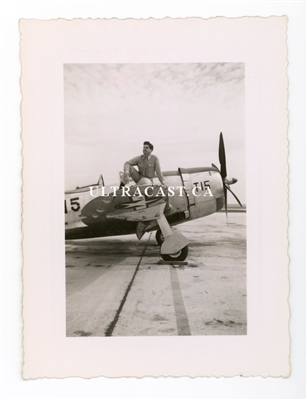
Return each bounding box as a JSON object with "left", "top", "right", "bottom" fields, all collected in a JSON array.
[{"left": 104, "top": 235, "right": 151, "bottom": 337}]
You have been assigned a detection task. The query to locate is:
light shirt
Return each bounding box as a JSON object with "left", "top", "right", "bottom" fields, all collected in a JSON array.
[{"left": 124, "top": 154, "right": 166, "bottom": 185}]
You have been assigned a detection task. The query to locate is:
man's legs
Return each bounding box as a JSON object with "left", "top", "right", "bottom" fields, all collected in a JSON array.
[
  {"left": 129, "top": 166, "right": 141, "bottom": 183},
  {"left": 137, "top": 177, "right": 153, "bottom": 185},
  {"left": 121, "top": 166, "right": 141, "bottom": 185}
]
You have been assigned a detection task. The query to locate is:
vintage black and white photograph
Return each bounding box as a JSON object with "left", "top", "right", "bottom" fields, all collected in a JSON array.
[{"left": 64, "top": 63, "right": 246, "bottom": 337}]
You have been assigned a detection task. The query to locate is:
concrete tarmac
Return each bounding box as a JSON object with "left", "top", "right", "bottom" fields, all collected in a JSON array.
[{"left": 66, "top": 212, "right": 246, "bottom": 336}]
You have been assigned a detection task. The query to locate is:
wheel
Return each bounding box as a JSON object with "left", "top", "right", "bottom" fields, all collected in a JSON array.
[
  {"left": 161, "top": 245, "right": 189, "bottom": 262},
  {"left": 155, "top": 229, "right": 165, "bottom": 245}
]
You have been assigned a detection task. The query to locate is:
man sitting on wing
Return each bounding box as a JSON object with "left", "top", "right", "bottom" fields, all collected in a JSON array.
[{"left": 120, "top": 141, "right": 167, "bottom": 187}]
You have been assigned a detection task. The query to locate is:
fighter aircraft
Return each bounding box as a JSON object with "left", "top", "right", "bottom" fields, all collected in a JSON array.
[{"left": 65, "top": 133, "right": 242, "bottom": 261}]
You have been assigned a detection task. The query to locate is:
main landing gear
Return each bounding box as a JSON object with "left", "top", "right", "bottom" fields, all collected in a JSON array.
[
  {"left": 155, "top": 228, "right": 189, "bottom": 261},
  {"left": 130, "top": 200, "right": 190, "bottom": 262}
]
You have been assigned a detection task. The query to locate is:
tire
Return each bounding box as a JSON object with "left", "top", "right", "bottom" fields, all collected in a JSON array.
[
  {"left": 155, "top": 229, "right": 165, "bottom": 245},
  {"left": 161, "top": 245, "right": 189, "bottom": 262}
]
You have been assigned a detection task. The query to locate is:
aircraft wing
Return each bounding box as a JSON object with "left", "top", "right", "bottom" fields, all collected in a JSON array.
[{"left": 81, "top": 185, "right": 170, "bottom": 240}]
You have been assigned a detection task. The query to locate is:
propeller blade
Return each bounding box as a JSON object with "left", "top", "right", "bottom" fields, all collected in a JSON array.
[
  {"left": 225, "top": 185, "right": 243, "bottom": 207},
  {"left": 218, "top": 132, "right": 227, "bottom": 179},
  {"left": 224, "top": 185, "right": 228, "bottom": 221}
]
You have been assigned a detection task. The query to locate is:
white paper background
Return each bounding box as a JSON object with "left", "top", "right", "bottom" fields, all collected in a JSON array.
[{"left": 1, "top": 1, "right": 306, "bottom": 398}]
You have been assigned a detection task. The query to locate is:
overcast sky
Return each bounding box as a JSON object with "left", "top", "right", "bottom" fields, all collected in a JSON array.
[{"left": 64, "top": 63, "right": 245, "bottom": 203}]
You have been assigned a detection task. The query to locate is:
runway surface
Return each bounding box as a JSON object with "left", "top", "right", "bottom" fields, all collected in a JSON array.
[{"left": 66, "top": 212, "right": 246, "bottom": 336}]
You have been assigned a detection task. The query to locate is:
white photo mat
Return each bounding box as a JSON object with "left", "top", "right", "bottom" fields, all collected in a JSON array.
[{"left": 21, "top": 17, "right": 289, "bottom": 378}]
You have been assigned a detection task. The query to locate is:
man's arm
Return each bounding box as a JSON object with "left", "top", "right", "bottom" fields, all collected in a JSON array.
[
  {"left": 155, "top": 156, "right": 166, "bottom": 186},
  {"left": 124, "top": 155, "right": 140, "bottom": 172},
  {"left": 122, "top": 155, "right": 141, "bottom": 184}
]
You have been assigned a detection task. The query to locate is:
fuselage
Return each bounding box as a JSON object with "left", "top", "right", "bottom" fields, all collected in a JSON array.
[{"left": 65, "top": 167, "right": 224, "bottom": 240}]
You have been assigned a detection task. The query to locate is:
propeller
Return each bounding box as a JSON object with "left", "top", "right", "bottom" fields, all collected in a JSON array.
[
  {"left": 218, "top": 132, "right": 227, "bottom": 180},
  {"left": 215, "top": 132, "right": 242, "bottom": 218}
]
